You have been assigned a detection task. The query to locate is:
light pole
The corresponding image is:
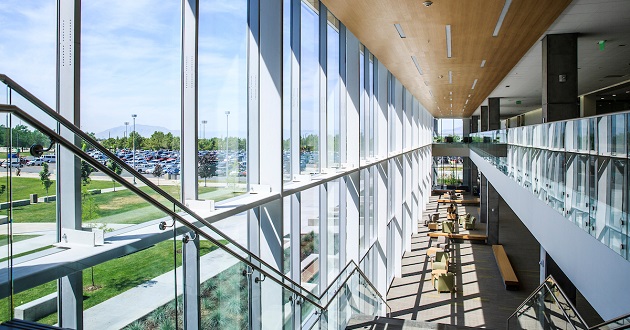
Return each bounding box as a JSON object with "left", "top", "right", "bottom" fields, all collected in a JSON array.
[
  {"left": 201, "top": 120, "right": 207, "bottom": 140},
  {"left": 131, "top": 114, "right": 137, "bottom": 184},
  {"left": 225, "top": 111, "right": 230, "bottom": 186},
  {"left": 124, "top": 121, "right": 129, "bottom": 139}
]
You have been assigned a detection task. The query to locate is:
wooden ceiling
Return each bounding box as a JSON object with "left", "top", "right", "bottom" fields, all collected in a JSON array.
[{"left": 321, "top": 0, "right": 573, "bottom": 118}]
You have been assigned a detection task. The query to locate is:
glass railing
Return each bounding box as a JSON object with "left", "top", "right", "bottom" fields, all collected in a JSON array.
[
  {"left": 470, "top": 112, "right": 630, "bottom": 262},
  {"left": 508, "top": 276, "right": 630, "bottom": 330},
  {"left": 0, "top": 74, "right": 388, "bottom": 329},
  {"left": 507, "top": 276, "right": 588, "bottom": 330}
]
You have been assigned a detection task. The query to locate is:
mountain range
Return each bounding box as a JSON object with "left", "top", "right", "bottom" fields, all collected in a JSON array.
[{"left": 95, "top": 125, "right": 180, "bottom": 140}]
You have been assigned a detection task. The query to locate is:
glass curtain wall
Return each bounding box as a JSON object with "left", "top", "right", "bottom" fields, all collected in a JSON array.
[
  {"left": 199, "top": 0, "right": 248, "bottom": 196},
  {"left": 0, "top": 0, "right": 438, "bottom": 327},
  {"left": 326, "top": 14, "right": 340, "bottom": 169},
  {"left": 300, "top": 0, "right": 320, "bottom": 174}
]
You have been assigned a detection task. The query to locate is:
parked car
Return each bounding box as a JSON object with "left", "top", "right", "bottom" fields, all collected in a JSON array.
[{"left": 27, "top": 158, "right": 44, "bottom": 166}]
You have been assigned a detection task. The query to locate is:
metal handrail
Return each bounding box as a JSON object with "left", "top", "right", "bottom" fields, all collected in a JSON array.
[
  {"left": 507, "top": 275, "right": 588, "bottom": 329},
  {"left": 0, "top": 74, "right": 320, "bottom": 303},
  {"left": 0, "top": 103, "right": 322, "bottom": 310},
  {"left": 0, "top": 74, "right": 391, "bottom": 319},
  {"left": 589, "top": 312, "right": 630, "bottom": 330}
]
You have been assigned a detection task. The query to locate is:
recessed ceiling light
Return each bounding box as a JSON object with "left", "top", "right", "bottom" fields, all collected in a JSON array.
[
  {"left": 480, "top": 59, "right": 486, "bottom": 68},
  {"left": 601, "top": 97, "right": 605, "bottom": 100},
  {"left": 493, "top": 0, "right": 512, "bottom": 37},
  {"left": 613, "top": 94, "right": 617, "bottom": 97},
  {"left": 446, "top": 25, "right": 452, "bottom": 58},
  {"left": 465, "top": 99, "right": 469, "bottom": 104},
  {"left": 411, "top": 56, "right": 423, "bottom": 75},
  {"left": 449, "top": 91, "right": 452, "bottom": 95},
  {"left": 394, "top": 24, "right": 406, "bottom": 38},
  {"left": 471, "top": 79, "right": 478, "bottom": 90}
]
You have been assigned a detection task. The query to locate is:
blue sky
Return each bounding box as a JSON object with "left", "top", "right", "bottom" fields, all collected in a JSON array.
[{"left": 0, "top": 1, "right": 324, "bottom": 139}]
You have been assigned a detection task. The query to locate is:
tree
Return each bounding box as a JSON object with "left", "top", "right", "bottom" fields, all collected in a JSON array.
[
  {"left": 107, "top": 160, "right": 123, "bottom": 191},
  {"left": 39, "top": 163, "right": 53, "bottom": 202},
  {"left": 153, "top": 164, "right": 164, "bottom": 185},
  {"left": 81, "top": 160, "right": 95, "bottom": 186},
  {"left": 198, "top": 153, "right": 218, "bottom": 187}
]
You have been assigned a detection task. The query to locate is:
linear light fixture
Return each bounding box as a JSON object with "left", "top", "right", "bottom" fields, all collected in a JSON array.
[
  {"left": 394, "top": 23, "right": 406, "bottom": 38},
  {"left": 411, "top": 56, "right": 423, "bottom": 75},
  {"left": 480, "top": 59, "right": 486, "bottom": 68},
  {"left": 493, "top": 0, "right": 512, "bottom": 37},
  {"left": 471, "top": 78, "right": 478, "bottom": 90},
  {"left": 429, "top": 90, "right": 434, "bottom": 96},
  {"left": 446, "top": 25, "right": 452, "bottom": 58},
  {"left": 465, "top": 99, "right": 469, "bottom": 104},
  {"left": 448, "top": 71, "right": 453, "bottom": 84},
  {"left": 424, "top": 81, "right": 429, "bottom": 86}
]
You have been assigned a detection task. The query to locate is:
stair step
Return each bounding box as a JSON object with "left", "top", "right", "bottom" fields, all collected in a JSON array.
[
  {"left": 0, "top": 320, "right": 67, "bottom": 330},
  {"left": 346, "top": 315, "right": 485, "bottom": 330}
]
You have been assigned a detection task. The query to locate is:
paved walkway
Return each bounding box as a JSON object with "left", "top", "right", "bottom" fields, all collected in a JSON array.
[{"left": 387, "top": 194, "right": 540, "bottom": 329}]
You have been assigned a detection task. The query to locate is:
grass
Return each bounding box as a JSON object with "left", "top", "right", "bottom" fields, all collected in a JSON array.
[
  {"left": 0, "top": 234, "right": 39, "bottom": 246},
  {"left": 9, "top": 184, "right": 239, "bottom": 225},
  {"left": 2, "top": 239, "right": 227, "bottom": 325},
  {"left": 0, "top": 177, "right": 121, "bottom": 202},
  {"left": 0, "top": 245, "right": 52, "bottom": 263}
]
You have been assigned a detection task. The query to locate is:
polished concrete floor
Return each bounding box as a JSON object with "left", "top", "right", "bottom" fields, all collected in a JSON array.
[{"left": 386, "top": 195, "right": 541, "bottom": 329}]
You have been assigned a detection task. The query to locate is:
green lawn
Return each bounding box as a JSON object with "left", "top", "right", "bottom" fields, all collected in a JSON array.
[
  {"left": 2, "top": 239, "right": 226, "bottom": 325},
  {"left": 0, "top": 234, "right": 40, "bottom": 247},
  {"left": 9, "top": 184, "right": 239, "bottom": 225},
  {"left": 0, "top": 177, "right": 121, "bottom": 202}
]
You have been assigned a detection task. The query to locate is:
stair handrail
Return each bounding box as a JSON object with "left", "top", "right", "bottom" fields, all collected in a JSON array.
[
  {"left": 589, "top": 312, "right": 630, "bottom": 330},
  {"left": 0, "top": 103, "right": 322, "bottom": 309},
  {"left": 507, "top": 275, "right": 588, "bottom": 330},
  {"left": 0, "top": 74, "right": 321, "bottom": 303},
  {"left": 1, "top": 75, "right": 391, "bottom": 319},
  {"left": 318, "top": 260, "right": 391, "bottom": 317}
]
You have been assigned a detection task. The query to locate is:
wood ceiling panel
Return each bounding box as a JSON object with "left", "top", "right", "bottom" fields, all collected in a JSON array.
[{"left": 321, "top": 0, "right": 572, "bottom": 118}]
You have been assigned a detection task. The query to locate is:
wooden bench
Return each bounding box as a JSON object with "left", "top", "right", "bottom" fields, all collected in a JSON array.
[
  {"left": 492, "top": 245, "right": 519, "bottom": 289},
  {"left": 432, "top": 189, "right": 465, "bottom": 195},
  {"left": 428, "top": 232, "right": 487, "bottom": 242},
  {"left": 437, "top": 198, "right": 480, "bottom": 205}
]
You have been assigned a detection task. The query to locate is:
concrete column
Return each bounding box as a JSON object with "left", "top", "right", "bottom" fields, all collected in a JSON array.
[
  {"left": 471, "top": 116, "right": 479, "bottom": 133},
  {"left": 542, "top": 33, "right": 578, "bottom": 122},
  {"left": 480, "top": 174, "right": 487, "bottom": 223},
  {"left": 462, "top": 118, "right": 471, "bottom": 137},
  {"left": 486, "top": 181, "right": 500, "bottom": 245},
  {"left": 462, "top": 158, "right": 471, "bottom": 190},
  {"left": 488, "top": 97, "right": 500, "bottom": 131},
  {"left": 57, "top": 1, "right": 83, "bottom": 327},
  {"left": 470, "top": 163, "right": 478, "bottom": 193},
  {"left": 580, "top": 94, "right": 597, "bottom": 117},
  {"left": 480, "top": 106, "right": 489, "bottom": 131}
]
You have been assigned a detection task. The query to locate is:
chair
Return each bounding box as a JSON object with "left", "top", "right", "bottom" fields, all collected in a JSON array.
[
  {"left": 459, "top": 213, "right": 471, "bottom": 226},
  {"left": 464, "top": 216, "right": 476, "bottom": 230},
  {"left": 442, "top": 221, "right": 455, "bottom": 234},
  {"left": 431, "top": 251, "right": 449, "bottom": 271},
  {"left": 433, "top": 272, "right": 455, "bottom": 293},
  {"left": 435, "top": 235, "right": 449, "bottom": 249}
]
